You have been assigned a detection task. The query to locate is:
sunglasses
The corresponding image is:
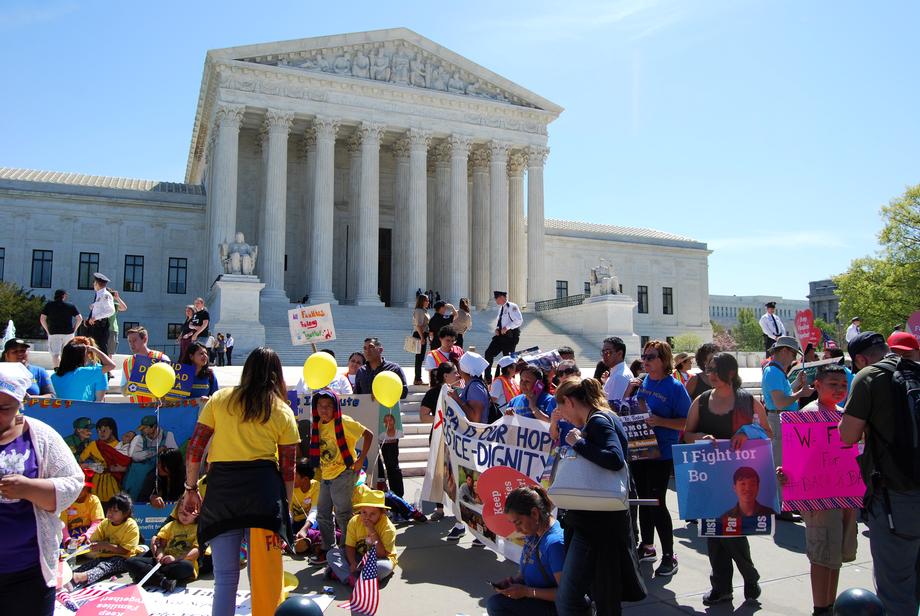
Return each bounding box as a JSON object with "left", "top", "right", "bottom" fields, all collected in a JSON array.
[{"left": 641, "top": 353, "right": 659, "bottom": 361}]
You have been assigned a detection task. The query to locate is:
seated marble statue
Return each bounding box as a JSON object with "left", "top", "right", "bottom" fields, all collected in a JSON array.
[{"left": 220, "top": 232, "right": 258, "bottom": 276}]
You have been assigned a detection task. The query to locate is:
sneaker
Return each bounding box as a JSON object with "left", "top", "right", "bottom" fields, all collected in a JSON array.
[
  {"left": 744, "top": 582, "right": 762, "bottom": 601},
  {"left": 410, "top": 510, "right": 428, "bottom": 523},
  {"left": 429, "top": 508, "right": 445, "bottom": 522},
  {"left": 159, "top": 578, "right": 177, "bottom": 593},
  {"left": 308, "top": 552, "right": 328, "bottom": 566},
  {"left": 471, "top": 538, "right": 485, "bottom": 548},
  {"left": 446, "top": 526, "right": 466, "bottom": 541},
  {"left": 702, "top": 590, "right": 733, "bottom": 606},
  {"left": 323, "top": 566, "right": 334, "bottom": 581},
  {"left": 637, "top": 545, "right": 657, "bottom": 562},
  {"left": 655, "top": 555, "right": 678, "bottom": 577}
]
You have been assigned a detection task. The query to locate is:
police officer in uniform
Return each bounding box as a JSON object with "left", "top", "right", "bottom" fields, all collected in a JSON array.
[{"left": 484, "top": 290, "right": 523, "bottom": 382}]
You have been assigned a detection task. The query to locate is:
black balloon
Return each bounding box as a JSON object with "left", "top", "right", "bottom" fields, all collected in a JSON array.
[
  {"left": 275, "top": 595, "right": 324, "bottom": 616},
  {"left": 834, "top": 588, "right": 885, "bottom": 616}
]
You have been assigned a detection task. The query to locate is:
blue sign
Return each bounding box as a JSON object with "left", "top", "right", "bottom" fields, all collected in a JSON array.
[{"left": 127, "top": 355, "right": 196, "bottom": 399}]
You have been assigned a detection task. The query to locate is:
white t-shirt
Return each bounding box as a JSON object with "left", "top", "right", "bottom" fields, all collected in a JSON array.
[
  {"left": 295, "top": 373, "right": 353, "bottom": 398},
  {"left": 489, "top": 379, "right": 511, "bottom": 408},
  {"left": 602, "top": 361, "right": 633, "bottom": 403}
]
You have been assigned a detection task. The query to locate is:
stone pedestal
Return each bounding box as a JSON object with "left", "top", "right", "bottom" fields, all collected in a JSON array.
[
  {"left": 540, "top": 294, "right": 642, "bottom": 356},
  {"left": 208, "top": 275, "right": 266, "bottom": 355}
]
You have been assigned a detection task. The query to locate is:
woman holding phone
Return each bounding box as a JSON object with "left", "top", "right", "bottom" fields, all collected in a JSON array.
[{"left": 505, "top": 366, "right": 555, "bottom": 421}]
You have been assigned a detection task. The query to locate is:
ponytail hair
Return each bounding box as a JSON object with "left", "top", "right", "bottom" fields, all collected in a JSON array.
[
  {"left": 504, "top": 485, "right": 554, "bottom": 524},
  {"left": 554, "top": 378, "right": 611, "bottom": 413}
]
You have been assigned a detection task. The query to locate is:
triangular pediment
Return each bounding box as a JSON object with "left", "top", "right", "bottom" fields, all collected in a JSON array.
[{"left": 208, "top": 28, "right": 562, "bottom": 113}]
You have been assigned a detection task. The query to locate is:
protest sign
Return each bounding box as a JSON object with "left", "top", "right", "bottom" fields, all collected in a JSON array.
[
  {"left": 673, "top": 439, "right": 778, "bottom": 521},
  {"left": 76, "top": 584, "right": 148, "bottom": 616},
  {"left": 780, "top": 409, "right": 865, "bottom": 511},
  {"left": 126, "top": 356, "right": 196, "bottom": 399},
  {"left": 787, "top": 357, "right": 841, "bottom": 389},
  {"left": 795, "top": 309, "right": 822, "bottom": 347},
  {"left": 422, "top": 387, "right": 553, "bottom": 561},
  {"left": 698, "top": 514, "right": 774, "bottom": 538},
  {"left": 477, "top": 465, "right": 539, "bottom": 538},
  {"left": 288, "top": 303, "right": 336, "bottom": 346},
  {"left": 611, "top": 398, "right": 660, "bottom": 461},
  {"left": 908, "top": 310, "right": 920, "bottom": 341}
]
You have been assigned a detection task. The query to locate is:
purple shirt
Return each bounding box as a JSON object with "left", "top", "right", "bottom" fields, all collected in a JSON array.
[{"left": 0, "top": 431, "right": 40, "bottom": 573}]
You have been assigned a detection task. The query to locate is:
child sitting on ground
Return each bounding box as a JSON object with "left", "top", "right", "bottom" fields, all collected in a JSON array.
[
  {"left": 327, "top": 488, "right": 397, "bottom": 586},
  {"left": 72, "top": 493, "right": 144, "bottom": 586},
  {"left": 777, "top": 364, "right": 858, "bottom": 616},
  {"left": 61, "top": 473, "right": 104, "bottom": 548},
  {"left": 291, "top": 458, "right": 327, "bottom": 556},
  {"left": 125, "top": 507, "right": 200, "bottom": 592}
]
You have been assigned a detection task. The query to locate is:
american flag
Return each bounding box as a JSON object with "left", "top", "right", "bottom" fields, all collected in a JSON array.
[
  {"left": 338, "top": 544, "right": 380, "bottom": 616},
  {"left": 56, "top": 586, "right": 112, "bottom": 611}
]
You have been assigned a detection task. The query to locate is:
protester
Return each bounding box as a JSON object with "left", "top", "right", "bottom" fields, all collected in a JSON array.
[
  {"left": 557, "top": 346, "right": 575, "bottom": 362},
  {"left": 485, "top": 291, "right": 524, "bottom": 381},
  {"left": 180, "top": 341, "right": 219, "bottom": 399},
  {"left": 51, "top": 342, "right": 116, "bottom": 402},
  {"left": 326, "top": 488, "right": 397, "bottom": 585},
  {"left": 453, "top": 297, "right": 473, "bottom": 349},
  {"left": 309, "top": 389, "right": 373, "bottom": 566},
  {"left": 839, "top": 331, "right": 920, "bottom": 615},
  {"left": 179, "top": 304, "right": 195, "bottom": 359},
  {"left": 139, "top": 448, "right": 186, "bottom": 507},
  {"left": 216, "top": 333, "right": 227, "bottom": 367},
  {"left": 672, "top": 353, "right": 692, "bottom": 386},
  {"left": 490, "top": 356, "right": 521, "bottom": 411},
  {"left": 778, "top": 364, "right": 856, "bottom": 616},
  {"left": 412, "top": 294, "right": 430, "bottom": 385},
  {"left": 79, "top": 417, "right": 130, "bottom": 503},
  {"left": 487, "top": 486, "right": 564, "bottom": 616},
  {"left": 758, "top": 301, "right": 787, "bottom": 356},
  {"left": 120, "top": 326, "right": 170, "bottom": 403},
  {"left": 291, "top": 459, "right": 322, "bottom": 555},
  {"left": 600, "top": 336, "right": 631, "bottom": 404},
  {"left": 72, "top": 493, "right": 144, "bottom": 586},
  {"left": 823, "top": 346, "right": 853, "bottom": 394},
  {"left": 845, "top": 317, "right": 861, "bottom": 343},
  {"left": 0, "top": 362, "right": 83, "bottom": 615},
  {"left": 184, "top": 297, "right": 210, "bottom": 349},
  {"left": 887, "top": 330, "right": 920, "bottom": 360},
  {"left": 683, "top": 352, "right": 772, "bottom": 605},
  {"left": 685, "top": 343, "right": 720, "bottom": 400},
  {"left": 3, "top": 338, "right": 55, "bottom": 398},
  {"left": 225, "top": 333, "right": 234, "bottom": 366},
  {"left": 420, "top": 362, "right": 462, "bottom": 522},
  {"left": 40, "top": 289, "right": 83, "bottom": 368},
  {"left": 60, "top": 473, "right": 104, "bottom": 548},
  {"left": 183, "top": 347, "right": 300, "bottom": 616},
  {"left": 107, "top": 290, "right": 128, "bottom": 357},
  {"left": 354, "top": 338, "right": 408, "bottom": 401},
  {"left": 428, "top": 300, "right": 456, "bottom": 346},
  {"left": 423, "top": 325, "right": 464, "bottom": 381},
  {"left": 553, "top": 378, "right": 644, "bottom": 615},
  {"left": 345, "top": 351, "right": 365, "bottom": 390},
  {"left": 86, "top": 273, "right": 115, "bottom": 354},
  {"left": 125, "top": 507, "right": 199, "bottom": 592},
  {"left": 507, "top": 365, "right": 556, "bottom": 421},
  {"left": 549, "top": 362, "right": 581, "bottom": 442},
  {"left": 377, "top": 413, "right": 405, "bottom": 497},
  {"left": 123, "top": 415, "right": 178, "bottom": 500}
]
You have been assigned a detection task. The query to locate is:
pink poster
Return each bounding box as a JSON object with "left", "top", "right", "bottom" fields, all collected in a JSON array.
[
  {"left": 794, "top": 309, "right": 821, "bottom": 347},
  {"left": 780, "top": 409, "right": 865, "bottom": 511},
  {"left": 907, "top": 310, "right": 920, "bottom": 341}
]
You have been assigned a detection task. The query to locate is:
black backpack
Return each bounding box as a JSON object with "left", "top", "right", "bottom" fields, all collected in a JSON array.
[{"left": 878, "top": 357, "right": 920, "bottom": 483}]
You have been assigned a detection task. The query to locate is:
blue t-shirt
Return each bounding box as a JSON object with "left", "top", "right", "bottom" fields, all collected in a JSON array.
[
  {"left": 0, "top": 431, "right": 40, "bottom": 573},
  {"left": 51, "top": 365, "right": 107, "bottom": 401},
  {"left": 507, "top": 392, "right": 557, "bottom": 419},
  {"left": 190, "top": 372, "right": 219, "bottom": 398},
  {"left": 761, "top": 362, "right": 795, "bottom": 411},
  {"left": 461, "top": 378, "right": 491, "bottom": 419},
  {"left": 637, "top": 375, "right": 691, "bottom": 460},
  {"left": 520, "top": 519, "right": 565, "bottom": 589},
  {"left": 26, "top": 364, "right": 52, "bottom": 396}
]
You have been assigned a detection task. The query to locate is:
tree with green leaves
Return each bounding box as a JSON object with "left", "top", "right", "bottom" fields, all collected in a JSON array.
[
  {"left": 672, "top": 333, "right": 702, "bottom": 353},
  {"left": 733, "top": 308, "right": 764, "bottom": 352},
  {"left": 0, "top": 282, "right": 47, "bottom": 339}
]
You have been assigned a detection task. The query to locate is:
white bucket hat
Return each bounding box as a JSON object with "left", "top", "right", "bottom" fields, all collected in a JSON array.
[{"left": 458, "top": 351, "right": 489, "bottom": 377}]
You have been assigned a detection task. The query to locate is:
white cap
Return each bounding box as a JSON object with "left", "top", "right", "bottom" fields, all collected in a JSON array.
[
  {"left": 0, "top": 362, "right": 33, "bottom": 403},
  {"left": 497, "top": 356, "right": 516, "bottom": 369},
  {"left": 458, "top": 352, "right": 489, "bottom": 378}
]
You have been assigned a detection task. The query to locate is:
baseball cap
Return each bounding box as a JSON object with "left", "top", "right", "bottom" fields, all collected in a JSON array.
[
  {"left": 0, "top": 362, "right": 33, "bottom": 403},
  {"left": 3, "top": 338, "right": 30, "bottom": 353},
  {"left": 847, "top": 332, "right": 886, "bottom": 358},
  {"left": 138, "top": 415, "right": 158, "bottom": 429},
  {"left": 72, "top": 417, "right": 93, "bottom": 430},
  {"left": 887, "top": 331, "right": 919, "bottom": 352}
]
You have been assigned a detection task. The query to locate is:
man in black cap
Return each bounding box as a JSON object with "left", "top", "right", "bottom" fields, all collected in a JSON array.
[
  {"left": 39, "top": 289, "right": 82, "bottom": 367},
  {"left": 839, "top": 331, "right": 920, "bottom": 615},
  {"left": 484, "top": 291, "right": 523, "bottom": 382},
  {"left": 758, "top": 301, "right": 786, "bottom": 356},
  {"left": 845, "top": 316, "right": 861, "bottom": 343},
  {"left": 87, "top": 272, "right": 115, "bottom": 354}
]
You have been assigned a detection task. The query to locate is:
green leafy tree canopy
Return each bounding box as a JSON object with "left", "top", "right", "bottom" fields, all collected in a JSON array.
[{"left": 0, "top": 282, "right": 47, "bottom": 339}]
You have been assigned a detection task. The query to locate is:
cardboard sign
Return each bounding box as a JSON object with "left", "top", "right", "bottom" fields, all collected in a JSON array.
[
  {"left": 76, "top": 584, "right": 148, "bottom": 615},
  {"left": 908, "top": 310, "right": 920, "bottom": 341},
  {"left": 288, "top": 303, "right": 336, "bottom": 346},
  {"left": 781, "top": 409, "right": 865, "bottom": 511},
  {"left": 673, "top": 440, "right": 778, "bottom": 520},
  {"left": 477, "top": 465, "right": 539, "bottom": 538},
  {"left": 795, "top": 309, "right": 822, "bottom": 347},
  {"left": 612, "top": 398, "right": 660, "bottom": 461},
  {"left": 126, "top": 355, "right": 196, "bottom": 399}
]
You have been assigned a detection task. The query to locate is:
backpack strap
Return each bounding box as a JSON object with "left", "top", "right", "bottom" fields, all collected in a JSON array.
[{"left": 532, "top": 539, "right": 556, "bottom": 588}]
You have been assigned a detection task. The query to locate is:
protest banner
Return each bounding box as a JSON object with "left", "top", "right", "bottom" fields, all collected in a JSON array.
[
  {"left": 698, "top": 514, "right": 774, "bottom": 538},
  {"left": 288, "top": 303, "right": 336, "bottom": 346},
  {"left": 673, "top": 439, "right": 778, "bottom": 521},
  {"left": 126, "top": 356, "right": 196, "bottom": 399},
  {"left": 787, "top": 357, "right": 841, "bottom": 390},
  {"left": 794, "top": 308, "right": 822, "bottom": 347},
  {"left": 611, "top": 398, "right": 660, "bottom": 461},
  {"left": 422, "top": 386, "right": 553, "bottom": 561},
  {"left": 908, "top": 310, "right": 920, "bottom": 341},
  {"left": 780, "top": 409, "right": 865, "bottom": 511}
]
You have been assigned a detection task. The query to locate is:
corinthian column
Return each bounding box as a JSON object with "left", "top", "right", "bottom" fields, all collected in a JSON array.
[
  {"left": 489, "top": 141, "right": 510, "bottom": 301},
  {"left": 301, "top": 127, "right": 317, "bottom": 298},
  {"left": 391, "top": 137, "right": 411, "bottom": 306},
  {"left": 308, "top": 116, "right": 339, "bottom": 304},
  {"left": 526, "top": 146, "right": 549, "bottom": 305},
  {"left": 470, "top": 148, "right": 491, "bottom": 309},
  {"left": 259, "top": 110, "right": 294, "bottom": 300},
  {"left": 447, "top": 135, "right": 471, "bottom": 302},
  {"left": 432, "top": 142, "right": 451, "bottom": 297},
  {"left": 404, "top": 130, "right": 431, "bottom": 306},
  {"left": 507, "top": 150, "right": 528, "bottom": 306},
  {"left": 344, "top": 134, "right": 362, "bottom": 302},
  {"left": 207, "top": 103, "right": 244, "bottom": 284},
  {"left": 355, "top": 122, "right": 385, "bottom": 306}
]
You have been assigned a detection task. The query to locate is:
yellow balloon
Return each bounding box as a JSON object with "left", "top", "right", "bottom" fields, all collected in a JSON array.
[
  {"left": 372, "top": 371, "right": 403, "bottom": 408},
  {"left": 146, "top": 362, "right": 176, "bottom": 399},
  {"left": 303, "top": 352, "right": 337, "bottom": 390}
]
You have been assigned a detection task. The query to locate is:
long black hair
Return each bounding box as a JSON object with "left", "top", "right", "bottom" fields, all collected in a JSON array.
[
  {"left": 95, "top": 417, "right": 118, "bottom": 441},
  {"left": 56, "top": 343, "right": 89, "bottom": 377},
  {"left": 504, "top": 485, "right": 554, "bottom": 526},
  {"left": 156, "top": 448, "right": 186, "bottom": 501},
  {"left": 233, "top": 347, "right": 287, "bottom": 424},
  {"left": 180, "top": 341, "right": 213, "bottom": 379}
]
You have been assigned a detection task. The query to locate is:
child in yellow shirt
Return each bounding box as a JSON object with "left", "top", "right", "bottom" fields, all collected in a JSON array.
[
  {"left": 126, "top": 508, "right": 200, "bottom": 592},
  {"left": 326, "top": 489, "right": 397, "bottom": 586},
  {"left": 72, "top": 493, "right": 144, "bottom": 586},
  {"left": 292, "top": 458, "right": 329, "bottom": 556},
  {"left": 60, "top": 475, "right": 104, "bottom": 548}
]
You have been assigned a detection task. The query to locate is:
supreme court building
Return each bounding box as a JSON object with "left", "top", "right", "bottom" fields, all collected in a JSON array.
[{"left": 0, "top": 29, "right": 712, "bottom": 351}]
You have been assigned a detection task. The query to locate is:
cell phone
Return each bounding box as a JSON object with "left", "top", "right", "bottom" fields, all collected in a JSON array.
[{"left": 532, "top": 380, "right": 545, "bottom": 398}]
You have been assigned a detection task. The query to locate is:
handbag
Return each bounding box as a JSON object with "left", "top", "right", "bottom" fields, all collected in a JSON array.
[
  {"left": 404, "top": 335, "right": 421, "bottom": 355},
  {"left": 547, "top": 414, "right": 629, "bottom": 511}
]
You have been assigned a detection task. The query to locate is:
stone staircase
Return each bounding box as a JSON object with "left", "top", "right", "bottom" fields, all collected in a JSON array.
[{"left": 395, "top": 386, "right": 433, "bottom": 477}]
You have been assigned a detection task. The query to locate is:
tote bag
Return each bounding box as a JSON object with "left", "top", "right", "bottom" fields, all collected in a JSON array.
[{"left": 403, "top": 335, "right": 421, "bottom": 354}]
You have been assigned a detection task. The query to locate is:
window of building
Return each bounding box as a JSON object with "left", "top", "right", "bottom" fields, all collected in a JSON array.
[
  {"left": 640, "top": 335, "right": 650, "bottom": 349},
  {"left": 555, "top": 280, "right": 568, "bottom": 299},
  {"left": 124, "top": 255, "right": 144, "bottom": 293},
  {"left": 167, "top": 257, "right": 187, "bottom": 294},
  {"left": 0, "top": 248, "right": 5, "bottom": 281},
  {"left": 167, "top": 323, "right": 183, "bottom": 340},
  {"left": 77, "top": 252, "right": 99, "bottom": 290},
  {"left": 31, "top": 250, "right": 53, "bottom": 288},
  {"left": 584, "top": 281, "right": 591, "bottom": 295},
  {"left": 663, "top": 287, "right": 674, "bottom": 315},
  {"left": 637, "top": 285, "right": 648, "bottom": 314},
  {"left": 122, "top": 321, "right": 140, "bottom": 338}
]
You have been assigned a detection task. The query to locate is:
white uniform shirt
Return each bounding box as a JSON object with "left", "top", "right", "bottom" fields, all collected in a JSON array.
[
  {"left": 90, "top": 288, "right": 115, "bottom": 320},
  {"left": 496, "top": 301, "right": 524, "bottom": 331},
  {"left": 759, "top": 311, "right": 786, "bottom": 339},
  {"left": 603, "top": 360, "right": 633, "bottom": 403},
  {"left": 845, "top": 323, "right": 861, "bottom": 342}
]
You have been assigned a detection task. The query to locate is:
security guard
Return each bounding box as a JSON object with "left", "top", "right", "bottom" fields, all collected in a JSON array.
[{"left": 484, "top": 290, "right": 523, "bottom": 382}]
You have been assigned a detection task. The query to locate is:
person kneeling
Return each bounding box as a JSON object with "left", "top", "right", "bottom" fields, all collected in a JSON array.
[
  {"left": 326, "top": 489, "right": 396, "bottom": 586},
  {"left": 125, "top": 507, "right": 200, "bottom": 593}
]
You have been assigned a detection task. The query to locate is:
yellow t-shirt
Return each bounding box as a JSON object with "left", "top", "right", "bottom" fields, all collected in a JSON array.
[
  {"left": 291, "top": 480, "right": 320, "bottom": 523},
  {"left": 345, "top": 513, "right": 398, "bottom": 566},
  {"left": 318, "top": 414, "right": 368, "bottom": 480},
  {"left": 198, "top": 388, "right": 300, "bottom": 462},
  {"left": 61, "top": 494, "right": 104, "bottom": 533},
  {"left": 89, "top": 518, "right": 143, "bottom": 558},
  {"left": 156, "top": 521, "right": 200, "bottom": 577}
]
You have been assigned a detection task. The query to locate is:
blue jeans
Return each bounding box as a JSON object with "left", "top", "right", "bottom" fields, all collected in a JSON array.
[
  {"left": 210, "top": 529, "right": 249, "bottom": 616},
  {"left": 487, "top": 593, "right": 557, "bottom": 616},
  {"left": 555, "top": 530, "right": 597, "bottom": 616}
]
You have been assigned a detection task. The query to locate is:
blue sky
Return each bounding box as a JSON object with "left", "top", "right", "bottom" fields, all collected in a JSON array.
[{"left": 2, "top": 0, "right": 917, "bottom": 300}]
